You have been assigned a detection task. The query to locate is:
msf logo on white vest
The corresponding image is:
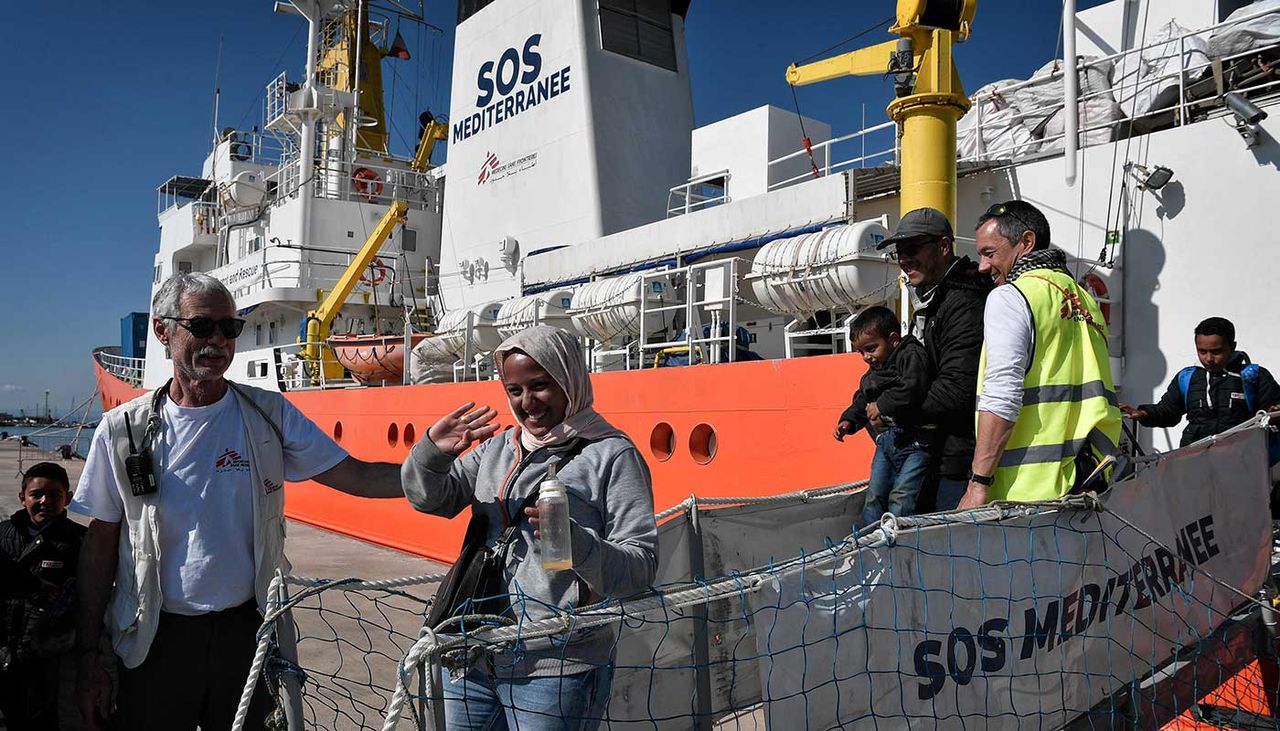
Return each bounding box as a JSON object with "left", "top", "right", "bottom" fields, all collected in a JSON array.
[{"left": 451, "top": 33, "right": 572, "bottom": 143}]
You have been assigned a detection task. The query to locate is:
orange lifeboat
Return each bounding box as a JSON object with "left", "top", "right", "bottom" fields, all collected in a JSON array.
[{"left": 329, "top": 333, "right": 429, "bottom": 385}]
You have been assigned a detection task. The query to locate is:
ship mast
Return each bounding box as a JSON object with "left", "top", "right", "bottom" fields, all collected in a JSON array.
[{"left": 786, "top": 0, "right": 976, "bottom": 227}]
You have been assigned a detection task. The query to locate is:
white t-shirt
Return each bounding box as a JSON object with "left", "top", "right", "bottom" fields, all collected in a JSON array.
[{"left": 72, "top": 389, "right": 348, "bottom": 615}]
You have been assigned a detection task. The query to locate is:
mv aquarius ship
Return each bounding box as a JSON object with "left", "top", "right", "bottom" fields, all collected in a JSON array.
[{"left": 91, "top": 0, "right": 1280, "bottom": 566}]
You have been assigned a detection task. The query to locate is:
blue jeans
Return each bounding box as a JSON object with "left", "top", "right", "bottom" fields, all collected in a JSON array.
[
  {"left": 442, "top": 664, "right": 613, "bottom": 731},
  {"left": 932, "top": 477, "right": 969, "bottom": 512},
  {"left": 861, "top": 427, "right": 933, "bottom": 527}
]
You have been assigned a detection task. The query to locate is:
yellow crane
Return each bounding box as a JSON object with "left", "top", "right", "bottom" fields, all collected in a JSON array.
[
  {"left": 300, "top": 15, "right": 449, "bottom": 382},
  {"left": 785, "top": 0, "right": 977, "bottom": 227}
]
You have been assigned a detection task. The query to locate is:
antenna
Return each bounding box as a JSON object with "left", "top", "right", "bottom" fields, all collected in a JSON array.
[{"left": 209, "top": 35, "right": 225, "bottom": 153}]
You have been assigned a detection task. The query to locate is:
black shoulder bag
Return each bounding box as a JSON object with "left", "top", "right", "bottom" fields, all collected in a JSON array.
[{"left": 426, "top": 439, "right": 590, "bottom": 629}]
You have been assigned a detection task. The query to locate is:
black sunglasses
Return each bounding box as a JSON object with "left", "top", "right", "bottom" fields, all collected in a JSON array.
[
  {"left": 161, "top": 316, "right": 245, "bottom": 339},
  {"left": 984, "top": 202, "right": 1036, "bottom": 240}
]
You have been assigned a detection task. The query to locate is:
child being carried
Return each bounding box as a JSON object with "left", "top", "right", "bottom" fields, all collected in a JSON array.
[{"left": 834, "top": 306, "right": 936, "bottom": 527}]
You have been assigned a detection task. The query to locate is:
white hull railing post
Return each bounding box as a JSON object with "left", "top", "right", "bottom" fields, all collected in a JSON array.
[{"left": 273, "top": 573, "right": 306, "bottom": 730}]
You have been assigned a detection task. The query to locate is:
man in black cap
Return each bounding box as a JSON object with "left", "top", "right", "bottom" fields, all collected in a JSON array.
[{"left": 871, "top": 207, "right": 992, "bottom": 511}]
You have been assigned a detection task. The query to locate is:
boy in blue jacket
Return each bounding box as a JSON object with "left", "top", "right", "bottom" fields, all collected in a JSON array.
[{"left": 1121, "top": 317, "right": 1280, "bottom": 447}]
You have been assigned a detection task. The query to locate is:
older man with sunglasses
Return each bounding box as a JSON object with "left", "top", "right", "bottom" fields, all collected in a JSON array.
[
  {"left": 957, "top": 201, "right": 1121, "bottom": 509},
  {"left": 71, "top": 273, "right": 405, "bottom": 731}
]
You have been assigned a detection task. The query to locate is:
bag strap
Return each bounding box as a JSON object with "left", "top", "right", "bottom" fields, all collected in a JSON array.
[
  {"left": 497, "top": 437, "right": 594, "bottom": 545},
  {"left": 1241, "top": 363, "right": 1261, "bottom": 412},
  {"left": 1177, "top": 366, "right": 1197, "bottom": 409}
]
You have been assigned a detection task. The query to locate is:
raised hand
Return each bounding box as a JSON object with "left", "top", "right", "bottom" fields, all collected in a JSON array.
[{"left": 428, "top": 402, "right": 500, "bottom": 456}]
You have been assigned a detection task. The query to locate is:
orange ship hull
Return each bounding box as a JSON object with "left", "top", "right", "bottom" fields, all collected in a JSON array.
[{"left": 95, "top": 353, "right": 874, "bottom": 563}]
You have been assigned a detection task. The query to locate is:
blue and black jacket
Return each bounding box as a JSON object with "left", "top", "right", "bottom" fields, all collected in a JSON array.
[{"left": 1137, "top": 351, "right": 1280, "bottom": 447}]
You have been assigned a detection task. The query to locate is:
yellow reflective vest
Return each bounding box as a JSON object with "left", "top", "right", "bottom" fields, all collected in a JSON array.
[{"left": 977, "top": 268, "right": 1121, "bottom": 501}]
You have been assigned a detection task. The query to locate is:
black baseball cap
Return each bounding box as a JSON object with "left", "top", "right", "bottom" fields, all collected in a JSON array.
[{"left": 877, "top": 207, "right": 954, "bottom": 250}]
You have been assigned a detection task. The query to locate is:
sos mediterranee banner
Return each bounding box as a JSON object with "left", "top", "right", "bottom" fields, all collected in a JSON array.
[
  {"left": 754, "top": 428, "right": 1272, "bottom": 729},
  {"left": 452, "top": 33, "right": 571, "bottom": 144}
]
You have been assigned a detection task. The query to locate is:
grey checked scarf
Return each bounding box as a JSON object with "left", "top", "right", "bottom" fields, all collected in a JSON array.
[{"left": 1007, "top": 246, "right": 1071, "bottom": 283}]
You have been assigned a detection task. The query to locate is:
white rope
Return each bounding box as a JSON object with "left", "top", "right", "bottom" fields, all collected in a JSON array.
[
  {"left": 230, "top": 574, "right": 283, "bottom": 731},
  {"left": 654, "top": 479, "right": 869, "bottom": 521},
  {"left": 285, "top": 572, "right": 448, "bottom": 591},
  {"left": 382, "top": 624, "right": 441, "bottom": 731}
]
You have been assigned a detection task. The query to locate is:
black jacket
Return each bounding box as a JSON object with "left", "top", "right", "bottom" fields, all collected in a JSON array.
[
  {"left": 911, "top": 257, "right": 993, "bottom": 478},
  {"left": 0, "top": 510, "right": 85, "bottom": 664},
  {"left": 1138, "top": 351, "right": 1280, "bottom": 446},
  {"left": 839, "top": 335, "right": 932, "bottom": 435}
]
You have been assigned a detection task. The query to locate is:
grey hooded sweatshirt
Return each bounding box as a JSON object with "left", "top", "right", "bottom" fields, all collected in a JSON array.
[{"left": 403, "top": 430, "right": 657, "bottom": 676}]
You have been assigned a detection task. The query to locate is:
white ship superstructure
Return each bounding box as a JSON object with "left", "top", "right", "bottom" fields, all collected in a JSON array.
[
  {"left": 91, "top": 0, "right": 1280, "bottom": 538},
  {"left": 143, "top": 0, "right": 443, "bottom": 391}
]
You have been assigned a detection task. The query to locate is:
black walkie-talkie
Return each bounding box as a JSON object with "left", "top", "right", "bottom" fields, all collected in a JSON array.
[{"left": 123, "top": 412, "right": 157, "bottom": 496}]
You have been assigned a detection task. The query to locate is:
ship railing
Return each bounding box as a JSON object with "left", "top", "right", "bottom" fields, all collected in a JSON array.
[
  {"left": 218, "top": 128, "right": 286, "bottom": 167},
  {"left": 958, "top": 5, "right": 1280, "bottom": 166},
  {"left": 265, "top": 342, "right": 361, "bottom": 392},
  {"left": 667, "top": 170, "right": 732, "bottom": 217},
  {"left": 265, "top": 154, "right": 442, "bottom": 212},
  {"left": 210, "top": 240, "right": 405, "bottom": 305},
  {"left": 192, "top": 201, "right": 220, "bottom": 238},
  {"left": 638, "top": 258, "right": 745, "bottom": 368},
  {"left": 265, "top": 72, "right": 290, "bottom": 131},
  {"left": 93, "top": 348, "right": 145, "bottom": 387},
  {"left": 766, "top": 120, "right": 898, "bottom": 192},
  {"left": 764, "top": 5, "right": 1280, "bottom": 191}
]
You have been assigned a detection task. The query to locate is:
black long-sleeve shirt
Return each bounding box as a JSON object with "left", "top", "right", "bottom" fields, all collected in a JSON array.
[
  {"left": 1138, "top": 351, "right": 1280, "bottom": 446},
  {"left": 839, "top": 335, "right": 933, "bottom": 437}
]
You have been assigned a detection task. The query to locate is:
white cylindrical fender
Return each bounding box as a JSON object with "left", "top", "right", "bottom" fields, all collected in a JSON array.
[
  {"left": 569, "top": 273, "right": 670, "bottom": 343},
  {"left": 435, "top": 300, "right": 505, "bottom": 356},
  {"left": 746, "top": 221, "right": 898, "bottom": 316},
  {"left": 495, "top": 289, "right": 576, "bottom": 337}
]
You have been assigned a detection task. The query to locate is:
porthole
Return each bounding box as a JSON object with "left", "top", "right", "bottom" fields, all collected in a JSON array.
[
  {"left": 387, "top": 422, "right": 399, "bottom": 447},
  {"left": 403, "top": 423, "right": 417, "bottom": 447},
  {"left": 333, "top": 421, "right": 343, "bottom": 443},
  {"left": 649, "top": 422, "right": 675, "bottom": 462},
  {"left": 689, "top": 423, "right": 717, "bottom": 465}
]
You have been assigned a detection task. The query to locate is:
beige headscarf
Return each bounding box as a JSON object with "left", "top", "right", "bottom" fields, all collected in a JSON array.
[{"left": 494, "top": 326, "right": 624, "bottom": 451}]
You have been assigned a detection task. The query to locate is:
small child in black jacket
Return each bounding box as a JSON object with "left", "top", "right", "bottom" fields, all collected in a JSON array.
[
  {"left": 834, "top": 306, "right": 935, "bottom": 526},
  {"left": 1, "top": 462, "right": 86, "bottom": 730},
  {"left": 1121, "top": 317, "right": 1280, "bottom": 448}
]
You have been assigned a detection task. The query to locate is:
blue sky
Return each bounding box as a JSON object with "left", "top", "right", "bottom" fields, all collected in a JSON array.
[{"left": 0, "top": 0, "right": 1103, "bottom": 417}]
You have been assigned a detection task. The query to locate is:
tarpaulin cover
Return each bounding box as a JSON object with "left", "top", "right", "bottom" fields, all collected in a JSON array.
[{"left": 1209, "top": 0, "right": 1280, "bottom": 58}]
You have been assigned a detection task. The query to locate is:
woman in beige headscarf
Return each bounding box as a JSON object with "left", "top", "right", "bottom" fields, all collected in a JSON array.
[{"left": 402, "top": 326, "right": 657, "bottom": 730}]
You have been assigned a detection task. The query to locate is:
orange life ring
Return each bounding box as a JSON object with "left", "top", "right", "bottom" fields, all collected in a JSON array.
[
  {"left": 359, "top": 257, "right": 389, "bottom": 285},
  {"left": 1079, "top": 271, "right": 1111, "bottom": 325},
  {"left": 352, "top": 167, "right": 383, "bottom": 200}
]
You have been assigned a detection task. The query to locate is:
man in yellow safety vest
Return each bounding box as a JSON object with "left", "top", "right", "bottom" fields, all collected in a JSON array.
[{"left": 957, "top": 200, "right": 1121, "bottom": 508}]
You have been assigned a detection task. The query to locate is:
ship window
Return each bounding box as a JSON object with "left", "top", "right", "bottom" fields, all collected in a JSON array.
[
  {"left": 599, "top": 0, "right": 677, "bottom": 72},
  {"left": 1219, "top": 0, "right": 1252, "bottom": 21},
  {"left": 255, "top": 323, "right": 263, "bottom": 346},
  {"left": 269, "top": 321, "right": 277, "bottom": 344},
  {"left": 250, "top": 236, "right": 262, "bottom": 253},
  {"left": 402, "top": 227, "right": 417, "bottom": 253},
  {"left": 154, "top": 265, "right": 162, "bottom": 283},
  {"left": 457, "top": 0, "right": 495, "bottom": 24},
  {"left": 177, "top": 261, "right": 193, "bottom": 274}
]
